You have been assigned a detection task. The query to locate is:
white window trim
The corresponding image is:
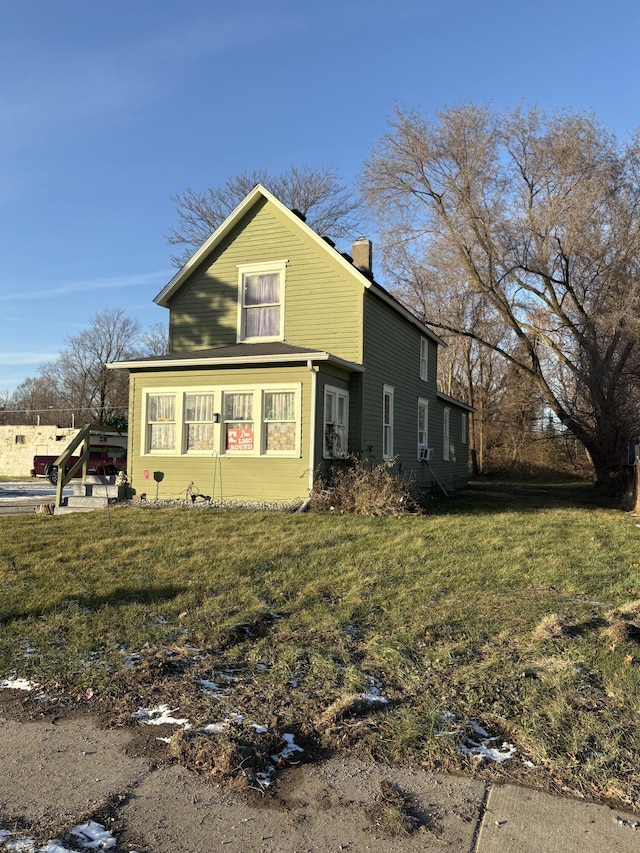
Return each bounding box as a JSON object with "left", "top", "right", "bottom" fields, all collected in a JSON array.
[
  {"left": 236, "top": 260, "right": 287, "bottom": 343},
  {"left": 417, "top": 397, "right": 429, "bottom": 460},
  {"left": 221, "top": 384, "right": 301, "bottom": 458},
  {"left": 383, "top": 384, "right": 394, "bottom": 460},
  {"left": 323, "top": 384, "right": 349, "bottom": 459},
  {"left": 142, "top": 388, "right": 179, "bottom": 456},
  {"left": 420, "top": 337, "right": 429, "bottom": 382},
  {"left": 443, "top": 407, "right": 450, "bottom": 462},
  {"left": 141, "top": 383, "right": 301, "bottom": 459},
  {"left": 261, "top": 386, "right": 301, "bottom": 457},
  {"left": 183, "top": 389, "right": 217, "bottom": 455}
]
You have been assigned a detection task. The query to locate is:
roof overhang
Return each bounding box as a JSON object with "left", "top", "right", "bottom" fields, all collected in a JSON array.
[
  {"left": 107, "top": 350, "right": 364, "bottom": 373},
  {"left": 437, "top": 391, "right": 474, "bottom": 412}
]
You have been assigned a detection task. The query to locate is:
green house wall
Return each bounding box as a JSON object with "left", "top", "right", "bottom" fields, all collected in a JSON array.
[
  {"left": 126, "top": 359, "right": 363, "bottom": 505},
  {"left": 168, "top": 198, "right": 363, "bottom": 364},
  {"left": 361, "top": 292, "right": 469, "bottom": 491},
  {"left": 127, "top": 364, "right": 316, "bottom": 504}
]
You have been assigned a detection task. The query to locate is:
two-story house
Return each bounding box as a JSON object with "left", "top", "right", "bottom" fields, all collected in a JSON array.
[{"left": 108, "top": 185, "right": 471, "bottom": 504}]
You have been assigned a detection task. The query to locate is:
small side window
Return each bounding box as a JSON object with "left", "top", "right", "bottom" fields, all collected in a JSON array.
[
  {"left": 383, "top": 385, "right": 394, "bottom": 460},
  {"left": 324, "top": 386, "right": 349, "bottom": 458}
]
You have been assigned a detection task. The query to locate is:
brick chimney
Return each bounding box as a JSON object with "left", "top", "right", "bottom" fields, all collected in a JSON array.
[{"left": 352, "top": 236, "right": 372, "bottom": 277}]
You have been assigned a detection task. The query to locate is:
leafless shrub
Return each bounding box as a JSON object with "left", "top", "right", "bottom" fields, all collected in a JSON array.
[{"left": 310, "top": 455, "right": 421, "bottom": 516}]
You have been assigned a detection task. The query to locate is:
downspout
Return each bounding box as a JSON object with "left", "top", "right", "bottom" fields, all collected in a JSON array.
[{"left": 307, "top": 360, "right": 318, "bottom": 498}]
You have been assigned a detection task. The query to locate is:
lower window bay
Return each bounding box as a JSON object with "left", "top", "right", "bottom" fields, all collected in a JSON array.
[{"left": 143, "top": 384, "right": 301, "bottom": 457}]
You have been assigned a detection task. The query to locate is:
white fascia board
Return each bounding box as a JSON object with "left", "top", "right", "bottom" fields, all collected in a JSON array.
[{"left": 107, "top": 352, "right": 365, "bottom": 372}]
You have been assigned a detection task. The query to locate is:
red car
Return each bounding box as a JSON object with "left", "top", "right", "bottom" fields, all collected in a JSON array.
[{"left": 31, "top": 445, "right": 127, "bottom": 485}]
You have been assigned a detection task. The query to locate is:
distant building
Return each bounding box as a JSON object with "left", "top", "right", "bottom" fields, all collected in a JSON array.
[{"left": 0, "top": 425, "right": 79, "bottom": 478}]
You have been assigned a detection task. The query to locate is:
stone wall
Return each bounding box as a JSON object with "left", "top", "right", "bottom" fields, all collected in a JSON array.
[{"left": 0, "top": 425, "right": 80, "bottom": 478}]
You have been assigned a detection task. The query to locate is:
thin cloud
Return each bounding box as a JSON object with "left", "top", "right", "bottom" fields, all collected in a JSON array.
[
  {"left": 0, "top": 351, "right": 60, "bottom": 366},
  {"left": 0, "top": 9, "right": 302, "bottom": 156},
  {"left": 0, "top": 271, "right": 169, "bottom": 302}
]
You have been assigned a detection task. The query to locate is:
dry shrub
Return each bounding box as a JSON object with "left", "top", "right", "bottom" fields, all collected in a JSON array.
[{"left": 310, "top": 455, "right": 420, "bottom": 516}]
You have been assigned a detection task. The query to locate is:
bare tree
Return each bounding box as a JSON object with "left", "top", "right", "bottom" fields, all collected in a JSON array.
[
  {"left": 138, "top": 321, "right": 169, "bottom": 356},
  {"left": 363, "top": 105, "right": 640, "bottom": 488},
  {"left": 40, "top": 308, "right": 141, "bottom": 424},
  {"left": 379, "top": 233, "right": 510, "bottom": 476},
  {"left": 9, "top": 377, "right": 65, "bottom": 426},
  {"left": 166, "top": 165, "right": 364, "bottom": 267}
]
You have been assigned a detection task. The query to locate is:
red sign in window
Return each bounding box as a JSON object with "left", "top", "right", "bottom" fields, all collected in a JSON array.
[{"left": 226, "top": 428, "right": 254, "bottom": 451}]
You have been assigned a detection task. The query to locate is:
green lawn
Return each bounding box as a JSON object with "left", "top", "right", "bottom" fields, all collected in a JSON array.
[{"left": 1, "top": 484, "right": 639, "bottom": 808}]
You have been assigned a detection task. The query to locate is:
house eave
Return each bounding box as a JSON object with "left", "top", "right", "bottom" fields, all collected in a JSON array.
[
  {"left": 107, "top": 351, "right": 364, "bottom": 373},
  {"left": 437, "top": 391, "right": 474, "bottom": 412}
]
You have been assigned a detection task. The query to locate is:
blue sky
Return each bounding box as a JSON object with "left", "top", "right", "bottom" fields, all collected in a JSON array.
[{"left": 1, "top": 0, "right": 638, "bottom": 393}]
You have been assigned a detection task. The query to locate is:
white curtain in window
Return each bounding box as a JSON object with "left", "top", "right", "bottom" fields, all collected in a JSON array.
[
  {"left": 264, "top": 391, "right": 294, "bottom": 421},
  {"left": 187, "top": 424, "right": 214, "bottom": 450},
  {"left": 149, "top": 394, "right": 175, "bottom": 422},
  {"left": 244, "top": 273, "right": 280, "bottom": 337},
  {"left": 185, "top": 394, "right": 213, "bottom": 422},
  {"left": 150, "top": 423, "right": 175, "bottom": 450},
  {"left": 245, "top": 273, "right": 279, "bottom": 305},
  {"left": 224, "top": 392, "right": 253, "bottom": 421}
]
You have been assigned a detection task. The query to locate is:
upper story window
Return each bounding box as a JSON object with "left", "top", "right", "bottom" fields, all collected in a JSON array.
[
  {"left": 237, "top": 261, "right": 287, "bottom": 342},
  {"left": 420, "top": 338, "right": 429, "bottom": 381}
]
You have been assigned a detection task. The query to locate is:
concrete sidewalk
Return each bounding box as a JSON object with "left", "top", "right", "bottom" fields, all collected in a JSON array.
[{"left": 0, "top": 711, "right": 638, "bottom": 853}]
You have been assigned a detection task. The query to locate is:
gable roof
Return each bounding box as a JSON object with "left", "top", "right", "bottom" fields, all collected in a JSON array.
[{"left": 154, "top": 184, "right": 444, "bottom": 346}]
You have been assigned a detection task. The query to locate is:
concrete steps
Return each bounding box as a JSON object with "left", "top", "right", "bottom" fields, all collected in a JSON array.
[{"left": 54, "top": 475, "right": 127, "bottom": 515}]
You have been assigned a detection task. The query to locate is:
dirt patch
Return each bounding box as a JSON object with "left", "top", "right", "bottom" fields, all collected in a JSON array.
[{"left": 0, "top": 690, "right": 486, "bottom": 852}]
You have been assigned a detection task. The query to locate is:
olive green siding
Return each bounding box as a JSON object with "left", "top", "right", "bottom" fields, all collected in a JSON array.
[
  {"left": 127, "top": 364, "right": 314, "bottom": 504},
  {"left": 168, "top": 199, "right": 363, "bottom": 364},
  {"left": 362, "top": 293, "right": 469, "bottom": 490},
  {"left": 126, "top": 188, "right": 469, "bottom": 503}
]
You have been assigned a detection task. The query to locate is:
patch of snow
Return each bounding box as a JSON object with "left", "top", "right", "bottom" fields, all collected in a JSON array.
[
  {"left": 0, "top": 821, "right": 120, "bottom": 853},
  {"left": 0, "top": 676, "right": 37, "bottom": 691},
  {"left": 202, "top": 712, "right": 244, "bottom": 734},
  {"left": 272, "top": 732, "right": 304, "bottom": 764},
  {"left": 133, "top": 705, "right": 191, "bottom": 728},
  {"left": 358, "top": 692, "right": 388, "bottom": 705},
  {"left": 250, "top": 722, "right": 268, "bottom": 734},
  {"left": 197, "top": 678, "right": 228, "bottom": 696},
  {"left": 70, "top": 820, "right": 117, "bottom": 849},
  {"left": 252, "top": 769, "right": 275, "bottom": 789},
  {"left": 459, "top": 720, "right": 517, "bottom": 764}
]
